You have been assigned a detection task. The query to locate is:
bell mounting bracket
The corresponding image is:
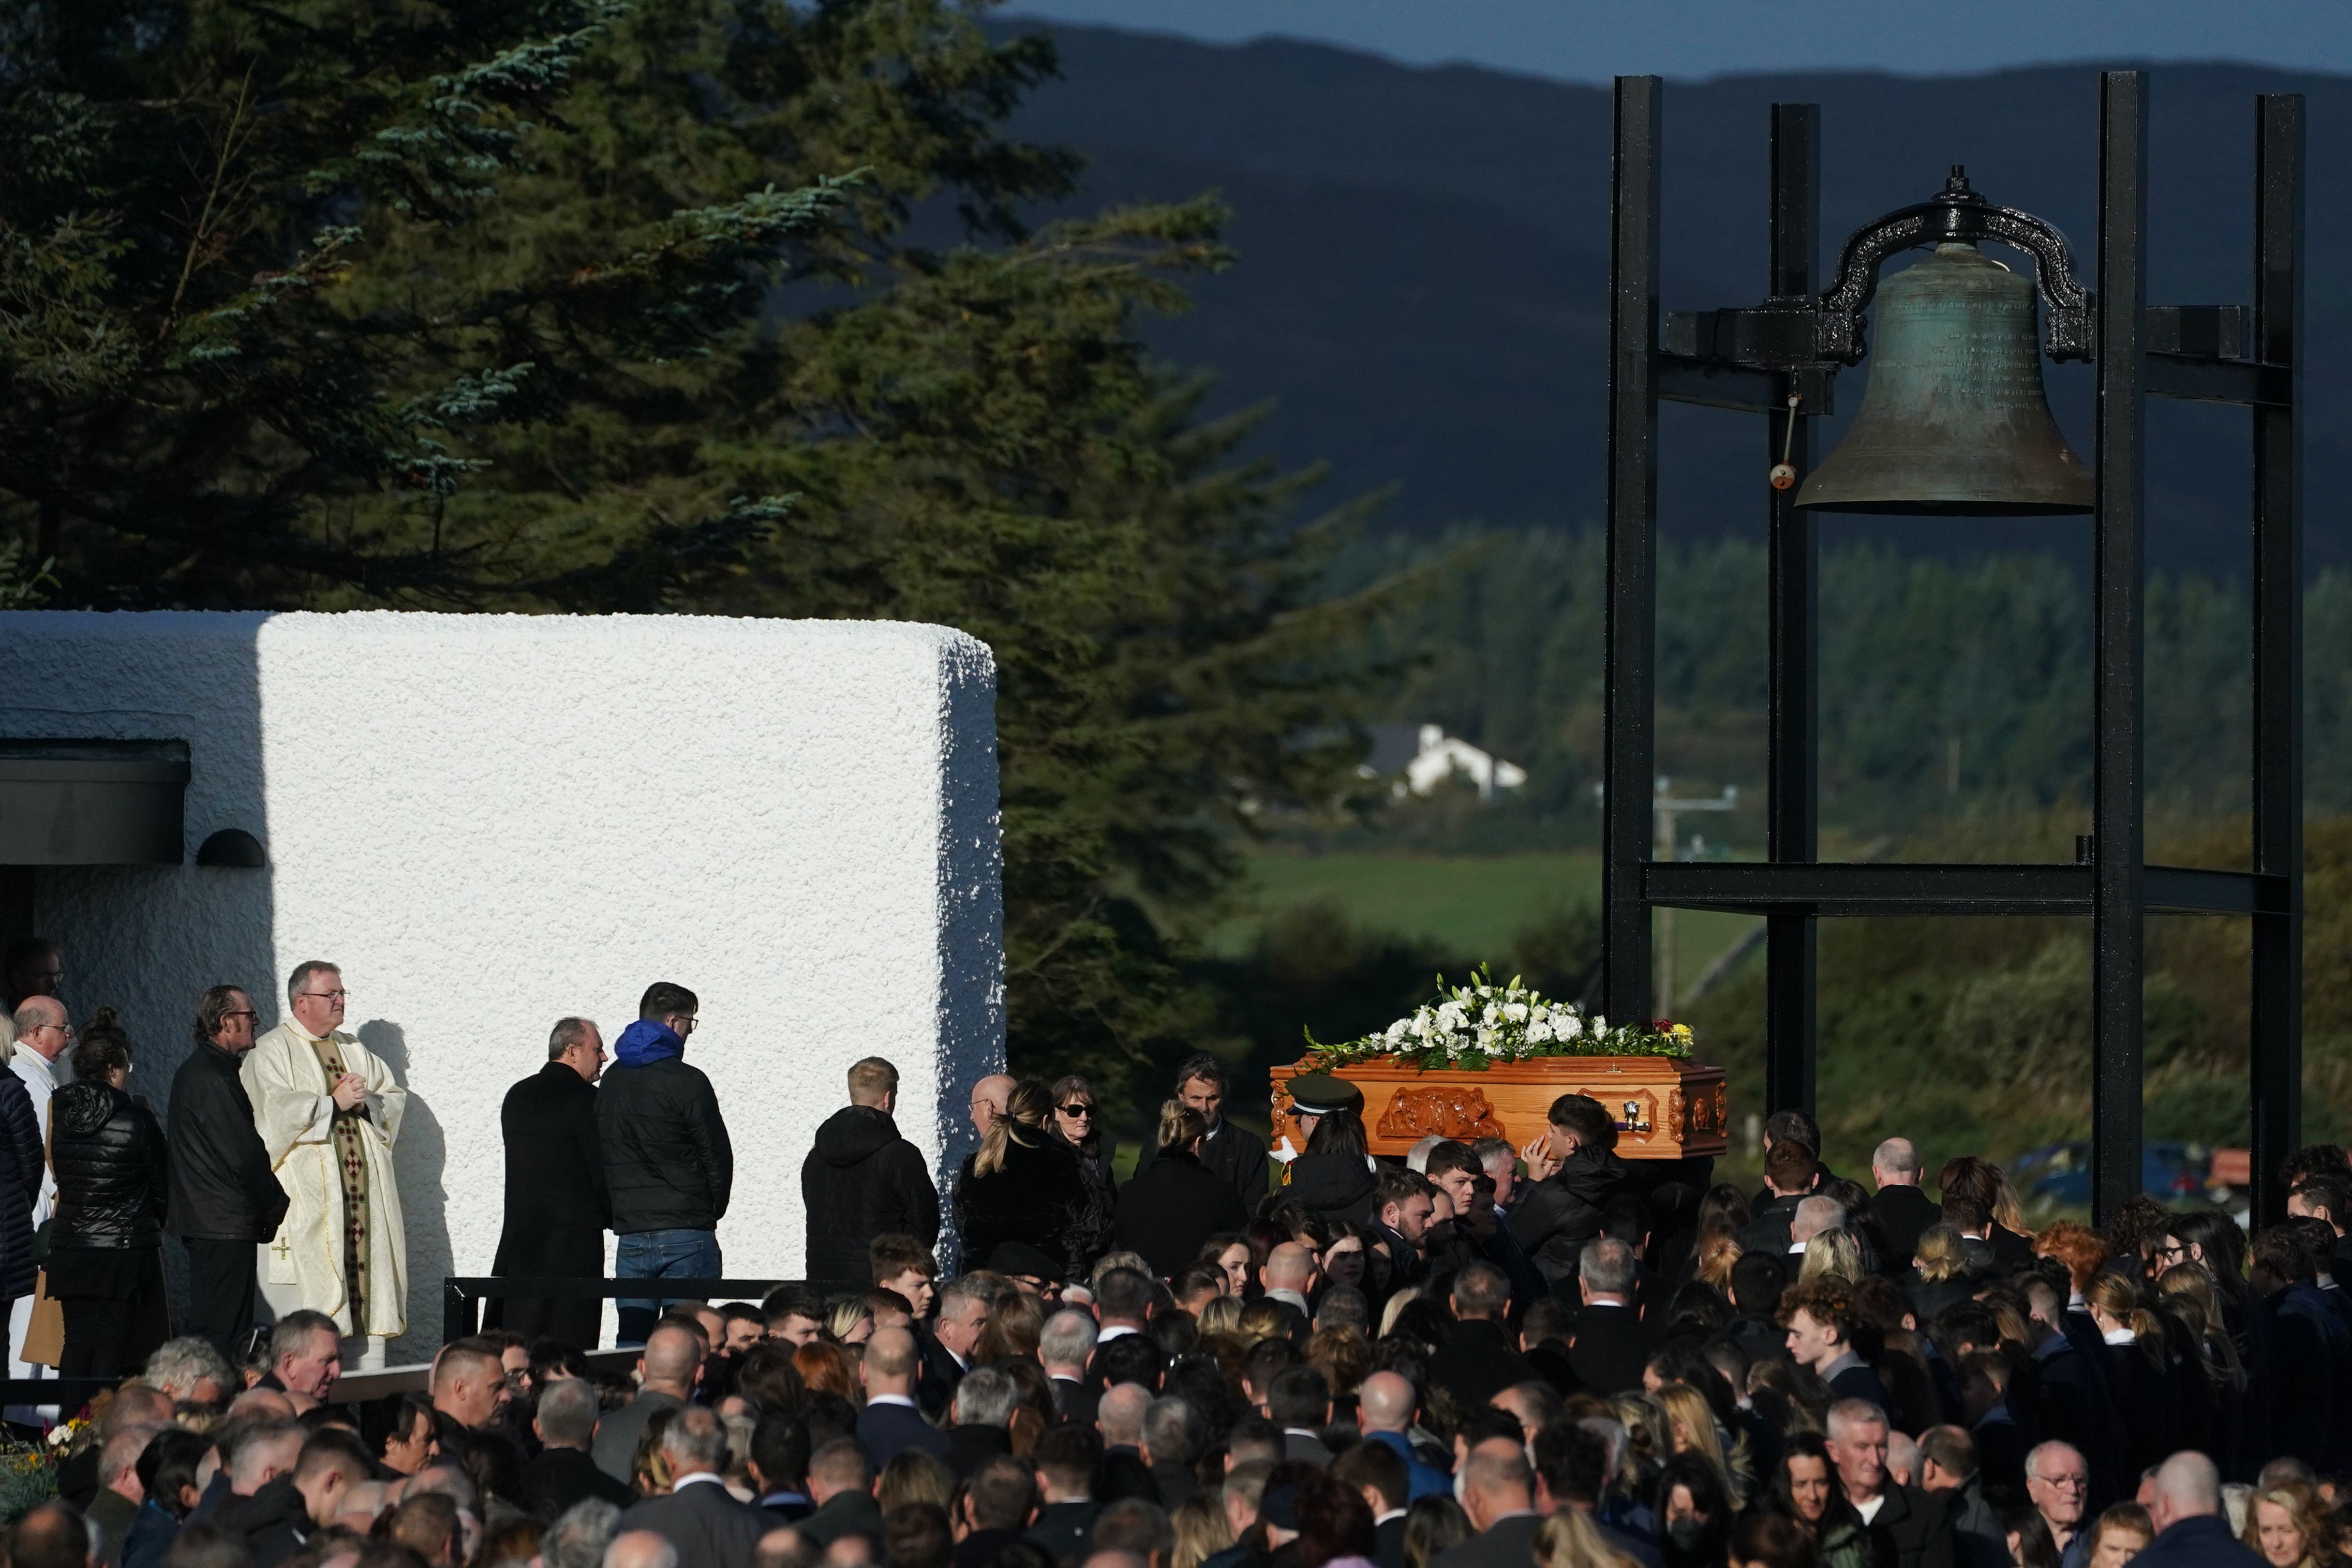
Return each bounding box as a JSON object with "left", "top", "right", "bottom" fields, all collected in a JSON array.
[
  {"left": 1813, "top": 166, "right": 2094, "bottom": 364},
  {"left": 1662, "top": 166, "right": 2095, "bottom": 394}
]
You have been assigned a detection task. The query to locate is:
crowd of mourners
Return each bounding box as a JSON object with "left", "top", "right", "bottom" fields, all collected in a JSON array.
[{"left": 25, "top": 1052, "right": 2352, "bottom": 1568}]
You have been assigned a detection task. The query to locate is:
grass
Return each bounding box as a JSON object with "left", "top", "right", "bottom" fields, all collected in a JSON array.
[{"left": 1214, "top": 847, "right": 1762, "bottom": 1004}]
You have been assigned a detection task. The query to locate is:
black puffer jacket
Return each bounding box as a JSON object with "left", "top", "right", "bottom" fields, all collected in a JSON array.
[
  {"left": 955, "top": 1131, "right": 1110, "bottom": 1282},
  {"left": 1508, "top": 1146, "right": 1627, "bottom": 1289},
  {"left": 1284, "top": 1152, "right": 1378, "bottom": 1229},
  {"left": 0, "top": 1073, "right": 40, "bottom": 1299},
  {"left": 598, "top": 1053, "right": 732, "bottom": 1234},
  {"left": 801, "top": 1105, "right": 940, "bottom": 1285},
  {"left": 52, "top": 1081, "right": 169, "bottom": 1251}
]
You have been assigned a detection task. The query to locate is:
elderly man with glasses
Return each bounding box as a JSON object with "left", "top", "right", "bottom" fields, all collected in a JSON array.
[
  {"left": 245, "top": 960, "right": 410, "bottom": 1370},
  {"left": 168, "top": 985, "right": 290, "bottom": 1362},
  {"left": 2026, "top": 1441, "right": 2095, "bottom": 1568}
]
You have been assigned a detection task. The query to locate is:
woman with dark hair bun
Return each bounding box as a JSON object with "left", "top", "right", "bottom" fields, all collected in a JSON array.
[{"left": 49, "top": 1006, "right": 170, "bottom": 1378}]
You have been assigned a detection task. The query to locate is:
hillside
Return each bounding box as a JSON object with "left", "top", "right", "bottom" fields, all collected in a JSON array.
[{"left": 993, "top": 25, "right": 2352, "bottom": 575}]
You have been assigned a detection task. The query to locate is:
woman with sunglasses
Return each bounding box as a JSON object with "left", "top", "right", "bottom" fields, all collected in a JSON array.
[{"left": 1047, "top": 1073, "right": 1120, "bottom": 1220}]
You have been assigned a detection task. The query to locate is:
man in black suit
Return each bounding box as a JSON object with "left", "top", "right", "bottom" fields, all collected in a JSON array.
[
  {"left": 798, "top": 1440, "right": 883, "bottom": 1549},
  {"left": 748, "top": 1411, "right": 814, "bottom": 1521},
  {"left": 1430, "top": 1441, "right": 1544, "bottom": 1568},
  {"left": 916, "top": 1276, "right": 990, "bottom": 1419},
  {"left": 950, "top": 1456, "right": 1037, "bottom": 1568},
  {"left": 946, "top": 1367, "right": 1016, "bottom": 1479},
  {"left": 520, "top": 1376, "right": 633, "bottom": 1518},
  {"left": 1750, "top": 1109, "right": 1837, "bottom": 1207},
  {"left": 1567, "top": 1237, "right": 1648, "bottom": 1396},
  {"left": 1128, "top": 1053, "right": 1268, "bottom": 1209},
  {"left": 617, "top": 1407, "right": 771, "bottom": 1568},
  {"left": 1143, "top": 1396, "right": 1203, "bottom": 1507},
  {"left": 1783, "top": 1278, "right": 1894, "bottom": 1410},
  {"left": 1427, "top": 1263, "right": 1536, "bottom": 1409},
  {"left": 1871, "top": 1137, "right": 1941, "bottom": 1267},
  {"left": 1739, "top": 1139, "right": 1823, "bottom": 1257},
  {"left": 1027, "top": 1425, "right": 1103, "bottom": 1560},
  {"left": 1826, "top": 1399, "right": 1956, "bottom": 1568},
  {"left": 489, "top": 1018, "right": 611, "bottom": 1348},
  {"left": 1041, "top": 1308, "right": 1100, "bottom": 1424},
  {"left": 1725, "top": 1251, "right": 1792, "bottom": 1369},
  {"left": 857, "top": 1327, "right": 949, "bottom": 1468},
  {"left": 1333, "top": 1440, "right": 1410, "bottom": 1568}
]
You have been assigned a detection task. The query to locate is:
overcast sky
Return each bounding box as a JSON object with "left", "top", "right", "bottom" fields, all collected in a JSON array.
[{"left": 997, "top": 0, "right": 2352, "bottom": 82}]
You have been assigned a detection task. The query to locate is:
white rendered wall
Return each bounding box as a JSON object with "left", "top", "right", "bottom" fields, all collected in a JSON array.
[{"left": 0, "top": 612, "right": 1003, "bottom": 1362}]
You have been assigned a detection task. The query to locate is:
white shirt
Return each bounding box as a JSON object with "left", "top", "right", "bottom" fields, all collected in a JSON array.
[
  {"left": 1376, "top": 1511, "right": 1407, "bottom": 1527},
  {"left": 1098, "top": 1324, "right": 1140, "bottom": 1342},
  {"left": 1267, "top": 1289, "right": 1312, "bottom": 1316},
  {"left": 1855, "top": 1495, "right": 1887, "bottom": 1525},
  {"left": 2103, "top": 1326, "right": 2137, "bottom": 1347},
  {"left": 868, "top": 1392, "right": 917, "bottom": 1409},
  {"left": 674, "top": 1472, "right": 727, "bottom": 1491}
]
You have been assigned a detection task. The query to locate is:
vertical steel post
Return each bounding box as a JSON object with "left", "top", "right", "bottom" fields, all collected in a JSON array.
[
  {"left": 1602, "top": 77, "right": 1662, "bottom": 1025},
  {"left": 1765, "top": 102, "right": 1820, "bottom": 1114},
  {"left": 2091, "top": 71, "right": 2149, "bottom": 1226},
  {"left": 2250, "top": 93, "right": 2305, "bottom": 1224}
]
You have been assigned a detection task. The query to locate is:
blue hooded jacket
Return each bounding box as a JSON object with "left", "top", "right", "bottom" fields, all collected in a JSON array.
[
  {"left": 599, "top": 1018, "right": 732, "bottom": 1231},
  {"left": 614, "top": 1019, "right": 684, "bottom": 1068}
]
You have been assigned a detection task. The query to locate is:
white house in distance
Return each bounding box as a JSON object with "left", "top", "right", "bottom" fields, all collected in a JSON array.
[{"left": 1361, "top": 722, "right": 1529, "bottom": 801}]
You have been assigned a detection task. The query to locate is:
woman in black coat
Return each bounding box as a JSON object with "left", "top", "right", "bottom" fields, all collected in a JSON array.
[
  {"left": 956, "top": 1079, "right": 1110, "bottom": 1282},
  {"left": 1047, "top": 1073, "right": 1119, "bottom": 1234},
  {"left": 0, "top": 1071, "right": 39, "bottom": 1323},
  {"left": 1282, "top": 1107, "right": 1377, "bottom": 1230},
  {"left": 1115, "top": 1102, "right": 1251, "bottom": 1277},
  {"left": 2083, "top": 1272, "right": 2179, "bottom": 1480},
  {"left": 50, "top": 1007, "right": 170, "bottom": 1379}
]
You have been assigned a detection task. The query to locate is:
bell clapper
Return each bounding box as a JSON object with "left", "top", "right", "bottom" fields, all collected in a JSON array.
[{"left": 1768, "top": 392, "right": 1802, "bottom": 490}]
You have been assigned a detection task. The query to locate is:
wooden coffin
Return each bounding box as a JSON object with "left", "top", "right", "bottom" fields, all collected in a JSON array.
[{"left": 1268, "top": 1053, "right": 1728, "bottom": 1161}]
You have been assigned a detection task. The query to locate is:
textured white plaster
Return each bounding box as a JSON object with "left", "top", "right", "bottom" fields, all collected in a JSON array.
[{"left": 0, "top": 611, "right": 1002, "bottom": 1361}]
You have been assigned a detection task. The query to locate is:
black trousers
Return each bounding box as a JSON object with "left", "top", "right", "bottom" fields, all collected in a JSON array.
[{"left": 181, "top": 1237, "right": 259, "bottom": 1365}]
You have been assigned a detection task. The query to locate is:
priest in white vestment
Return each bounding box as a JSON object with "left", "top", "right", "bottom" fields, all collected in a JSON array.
[{"left": 244, "top": 961, "right": 408, "bottom": 1362}]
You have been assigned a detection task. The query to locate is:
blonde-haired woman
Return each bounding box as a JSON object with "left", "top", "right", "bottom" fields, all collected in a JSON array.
[
  {"left": 1653, "top": 1381, "right": 1745, "bottom": 1505},
  {"left": 2243, "top": 1483, "right": 2331, "bottom": 1568},
  {"left": 1536, "top": 1504, "right": 1641, "bottom": 1568},
  {"left": 1114, "top": 1100, "right": 1251, "bottom": 1278},
  {"left": 954, "top": 1078, "right": 1110, "bottom": 1280},
  {"left": 1798, "top": 1228, "right": 1862, "bottom": 1287},
  {"left": 2082, "top": 1273, "right": 2178, "bottom": 1480},
  {"left": 1904, "top": 1225, "right": 1975, "bottom": 1323}
]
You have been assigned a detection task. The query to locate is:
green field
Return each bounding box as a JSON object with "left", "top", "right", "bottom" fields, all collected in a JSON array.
[{"left": 1215, "top": 848, "right": 1761, "bottom": 1004}]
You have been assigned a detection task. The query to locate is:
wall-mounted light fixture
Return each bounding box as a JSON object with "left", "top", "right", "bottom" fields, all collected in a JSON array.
[{"left": 196, "top": 829, "right": 266, "bottom": 868}]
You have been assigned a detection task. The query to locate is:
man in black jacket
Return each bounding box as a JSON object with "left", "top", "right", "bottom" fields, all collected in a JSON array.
[
  {"left": 1508, "top": 1095, "right": 1628, "bottom": 1292},
  {"left": 1566, "top": 1238, "right": 1647, "bottom": 1396},
  {"left": 801, "top": 1057, "right": 939, "bottom": 1288},
  {"left": 490, "top": 1017, "right": 610, "bottom": 1347},
  {"left": 1129, "top": 1053, "right": 1267, "bottom": 1208},
  {"left": 1427, "top": 1262, "right": 1536, "bottom": 1408},
  {"left": 601, "top": 982, "right": 732, "bottom": 1347},
  {"left": 1738, "top": 1140, "right": 1822, "bottom": 1258},
  {"left": 168, "top": 985, "right": 290, "bottom": 1362},
  {"left": 1827, "top": 1399, "right": 1955, "bottom": 1568},
  {"left": 1871, "top": 1137, "right": 1941, "bottom": 1266}
]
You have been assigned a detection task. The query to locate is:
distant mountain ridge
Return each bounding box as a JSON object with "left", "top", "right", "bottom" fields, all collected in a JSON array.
[{"left": 991, "top": 23, "right": 2351, "bottom": 574}]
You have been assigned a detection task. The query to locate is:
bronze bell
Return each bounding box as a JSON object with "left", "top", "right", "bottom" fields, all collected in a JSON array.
[{"left": 1798, "top": 243, "right": 2093, "bottom": 515}]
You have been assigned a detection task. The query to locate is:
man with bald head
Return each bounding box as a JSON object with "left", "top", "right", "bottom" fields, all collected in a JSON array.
[
  {"left": 1356, "top": 1371, "right": 1448, "bottom": 1500},
  {"left": 1870, "top": 1137, "right": 1938, "bottom": 1264},
  {"left": 1096, "top": 1383, "right": 1151, "bottom": 1456},
  {"left": 1432, "top": 1440, "right": 1541, "bottom": 1568},
  {"left": 968, "top": 1076, "right": 1014, "bottom": 1139},
  {"left": 7, "top": 987, "right": 66, "bottom": 1403},
  {"left": 605, "top": 1531, "right": 680, "bottom": 1568},
  {"left": 594, "top": 1323, "right": 702, "bottom": 1483},
  {"left": 2136, "top": 1452, "right": 2261, "bottom": 1568},
  {"left": 856, "top": 1327, "right": 947, "bottom": 1467},
  {"left": 1259, "top": 1244, "right": 1315, "bottom": 1342}
]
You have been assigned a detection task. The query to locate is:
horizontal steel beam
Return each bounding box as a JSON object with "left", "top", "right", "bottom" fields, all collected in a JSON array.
[
  {"left": 2146, "top": 351, "right": 2289, "bottom": 406},
  {"left": 1642, "top": 860, "right": 2281, "bottom": 917}
]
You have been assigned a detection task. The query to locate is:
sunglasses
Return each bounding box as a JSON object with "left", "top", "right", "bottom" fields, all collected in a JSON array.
[{"left": 1058, "top": 1103, "right": 1095, "bottom": 1118}]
